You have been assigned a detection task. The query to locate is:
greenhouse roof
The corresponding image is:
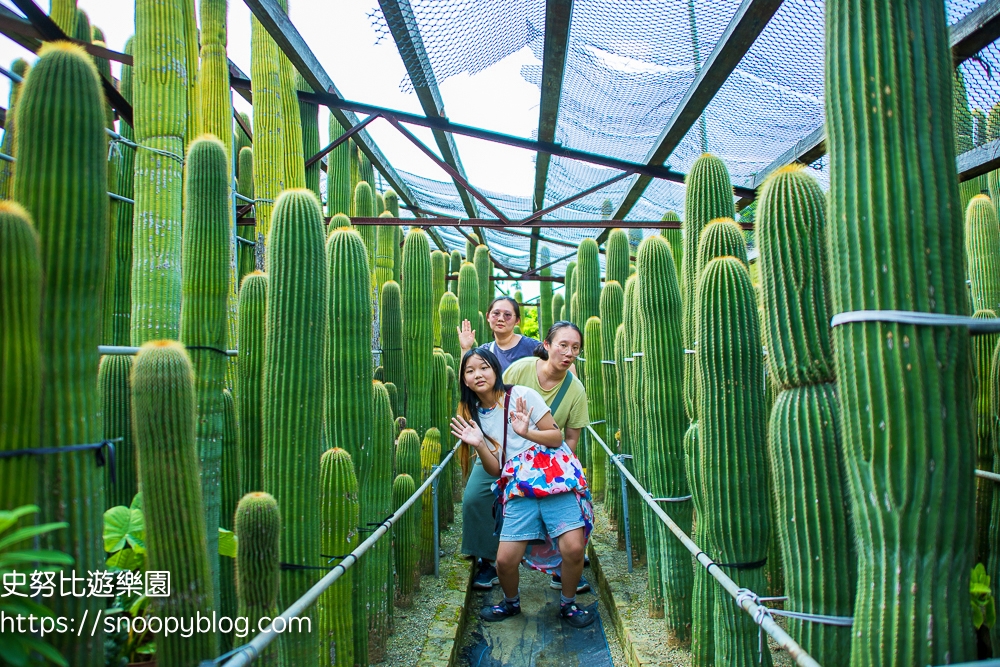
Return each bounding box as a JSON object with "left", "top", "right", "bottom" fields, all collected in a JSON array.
[{"left": 0, "top": 0, "right": 998, "bottom": 281}]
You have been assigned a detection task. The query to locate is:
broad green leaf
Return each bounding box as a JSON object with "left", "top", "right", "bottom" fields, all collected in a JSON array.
[
  {"left": 130, "top": 493, "right": 143, "bottom": 512},
  {"left": 103, "top": 506, "right": 145, "bottom": 553},
  {"left": 973, "top": 601, "right": 985, "bottom": 629},
  {"left": 0, "top": 522, "right": 68, "bottom": 551},
  {"left": 135, "top": 641, "right": 156, "bottom": 655},
  {"left": 218, "top": 528, "right": 238, "bottom": 558},
  {"left": 128, "top": 594, "right": 150, "bottom": 616},
  {"left": 17, "top": 634, "right": 69, "bottom": 667},
  {"left": 107, "top": 548, "right": 145, "bottom": 573},
  {"left": 971, "top": 582, "right": 991, "bottom": 595},
  {"left": 0, "top": 549, "right": 75, "bottom": 567},
  {"left": 0, "top": 505, "right": 39, "bottom": 535}
]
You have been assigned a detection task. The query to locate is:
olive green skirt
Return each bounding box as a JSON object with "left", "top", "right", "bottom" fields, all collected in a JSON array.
[{"left": 462, "top": 459, "right": 500, "bottom": 561}]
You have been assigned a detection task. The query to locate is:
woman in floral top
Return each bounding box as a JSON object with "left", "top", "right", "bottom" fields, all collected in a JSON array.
[{"left": 451, "top": 346, "right": 597, "bottom": 628}]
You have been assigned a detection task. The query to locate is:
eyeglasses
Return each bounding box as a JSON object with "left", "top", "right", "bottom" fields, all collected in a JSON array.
[{"left": 489, "top": 311, "right": 514, "bottom": 321}]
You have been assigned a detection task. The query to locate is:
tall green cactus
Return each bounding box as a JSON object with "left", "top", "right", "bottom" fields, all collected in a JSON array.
[
  {"left": 326, "top": 118, "right": 352, "bottom": 217},
  {"left": 966, "top": 194, "right": 1000, "bottom": 314},
  {"left": 696, "top": 219, "right": 746, "bottom": 272},
  {"left": 449, "top": 249, "right": 462, "bottom": 293},
  {"left": 237, "top": 146, "right": 256, "bottom": 282},
  {"left": 466, "top": 239, "right": 476, "bottom": 262},
  {"left": 682, "top": 154, "right": 735, "bottom": 420},
  {"left": 539, "top": 246, "right": 553, "bottom": 337},
  {"left": 757, "top": 165, "right": 855, "bottom": 664},
  {"left": 106, "top": 45, "right": 133, "bottom": 346},
  {"left": 419, "top": 427, "right": 442, "bottom": 573},
  {"left": 621, "top": 275, "right": 646, "bottom": 562},
  {"left": 439, "top": 292, "right": 461, "bottom": 364},
  {"left": 606, "top": 229, "right": 630, "bottom": 287},
  {"left": 198, "top": 0, "right": 231, "bottom": 161},
  {"left": 237, "top": 272, "right": 267, "bottom": 494},
  {"left": 275, "top": 1, "right": 304, "bottom": 190},
  {"left": 376, "top": 217, "right": 397, "bottom": 298},
  {"left": 98, "top": 354, "right": 135, "bottom": 509},
  {"left": 235, "top": 492, "right": 282, "bottom": 666},
  {"left": 974, "top": 310, "right": 999, "bottom": 563},
  {"left": 320, "top": 443, "right": 361, "bottom": 665},
  {"left": 262, "top": 189, "right": 326, "bottom": 664},
  {"left": 15, "top": 43, "right": 108, "bottom": 666},
  {"left": 365, "top": 382, "right": 395, "bottom": 661},
  {"left": 49, "top": 0, "right": 77, "bottom": 35},
  {"left": 181, "top": 2, "right": 198, "bottom": 147},
  {"left": 393, "top": 473, "right": 419, "bottom": 605},
  {"left": 685, "top": 422, "right": 714, "bottom": 667},
  {"left": 132, "top": 0, "right": 189, "bottom": 343},
  {"left": 599, "top": 280, "right": 624, "bottom": 537},
  {"left": 0, "top": 202, "right": 40, "bottom": 511},
  {"left": 395, "top": 428, "right": 423, "bottom": 536},
  {"left": 474, "top": 244, "right": 492, "bottom": 318},
  {"left": 381, "top": 280, "right": 405, "bottom": 408},
  {"left": 180, "top": 135, "right": 231, "bottom": 598},
  {"left": 583, "top": 317, "right": 605, "bottom": 503},
  {"left": 403, "top": 230, "right": 434, "bottom": 436},
  {"left": 0, "top": 58, "right": 28, "bottom": 199},
  {"left": 132, "top": 341, "right": 215, "bottom": 665},
  {"left": 432, "top": 250, "right": 447, "bottom": 346},
  {"left": 697, "top": 257, "right": 771, "bottom": 666},
  {"left": 458, "top": 261, "right": 480, "bottom": 334},
  {"left": 353, "top": 182, "right": 377, "bottom": 281},
  {"left": 250, "top": 11, "right": 287, "bottom": 243},
  {"left": 385, "top": 381, "right": 400, "bottom": 418},
  {"left": 565, "top": 260, "right": 576, "bottom": 322},
  {"left": 235, "top": 112, "right": 252, "bottom": 167},
  {"left": 828, "top": 0, "right": 975, "bottom": 662},
  {"left": 552, "top": 291, "right": 565, "bottom": 327},
  {"left": 660, "top": 211, "right": 683, "bottom": 287},
  {"left": 326, "top": 227, "right": 373, "bottom": 461},
  {"left": 393, "top": 226, "right": 403, "bottom": 285},
  {"left": 989, "top": 341, "right": 1000, "bottom": 653},
  {"left": 615, "top": 317, "right": 646, "bottom": 562},
  {"left": 636, "top": 236, "right": 692, "bottom": 636},
  {"left": 432, "top": 349, "right": 453, "bottom": 526},
  {"left": 576, "top": 238, "right": 601, "bottom": 324},
  {"left": 384, "top": 188, "right": 399, "bottom": 217},
  {"left": 220, "top": 388, "right": 239, "bottom": 653},
  {"left": 298, "top": 72, "right": 320, "bottom": 200}
]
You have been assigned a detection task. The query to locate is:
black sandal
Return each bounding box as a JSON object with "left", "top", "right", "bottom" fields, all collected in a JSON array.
[
  {"left": 558, "top": 602, "right": 597, "bottom": 628},
  {"left": 480, "top": 598, "right": 522, "bottom": 622}
]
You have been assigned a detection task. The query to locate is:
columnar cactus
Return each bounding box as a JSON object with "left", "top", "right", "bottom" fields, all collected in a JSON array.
[
  {"left": 237, "top": 272, "right": 267, "bottom": 494},
  {"left": 458, "top": 262, "right": 480, "bottom": 335},
  {"left": 14, "top": 43, "right": 108, "bottom": 666},
  {"left": 220, "top": 388, "right": 239, "bottom": 653},
  {"left": 606, "top": 229, "right": 630, "bottom": 288},
  {"left": 403, "top": 230, "right": 434, "bottom": 436},
  {"left": 326, "top": 227, "right": 373, "bottom": 461},
  {"left": 450, "top": 249, "right": 462, "bottom": 293},
  {"left": 385, "top": 381, "right": 400, "bottom": 418},
  {"left": 636, "top": 236, "right": 692, "bottom": 636},
  {"left": 432, "top": 350, "right": 453, "bottom": 525},
  {"left": 262, "top": 189, "right": 327, "bottom": 664},
  {"left": 393, "top": 225, "right": 403, "bottom": 284},
  {"left": 99, "top": 354, "right": 135, "bottom": 509},
  {"left": 974, "top": 310, "right": 998, "bottom": 562},
  {"left": 237, "top": 146, "right": 256, "bottom": 281},
  {"left": 198, "top": 0, "right": 231, "bottom": 161},
  {"left": 105, "top": 46, "right": 133, "bottom": 346},
  {"left": 376, "top": 217, "right": 397, "bottom": 298},
  {"left": 298, "top": 73, "right": 321, "bottom": 200},
  {"left": 49, "top": 0, "right": 77, "bottom": 35},
  {"left": 0, "top": 58, "right": 28, "bottom": 198},
  {"left": 966, "top": 194, "right": 1000, "bottom": 315},
  {"left": 182, "top": 2, "right": 198, "bottom": 147},
  {"left": 250, "top": 12, "right": 287, "bottom": 242},
  {"left": 685, "top": 422, "right": 714, "bottom": 666},
  {"left": 365, "top": 382, "right": 395, "bottom": 661},
  {"left": 576, "top": 238, "right": 601, "bottom": 324},
  {"left": 353, "top": 182, "right": 377, "bottom": 275},
  {"left": 395, "top": 428, "right": 423, "bottom": 514},
  {"left": 757, "top": 165, "right": 855, "bottom": 664},
  {"left": 384, "top": 188, "right": 400, "bottom": 217},
  {"left": 326, "top": 118, "right": 352, "bottom": 217},
  {"left": 552, "top": 291, "right": 565, "bottom": 326},
  {"left": 276, "top": 2, "right": 304, "bottom": 190},
  {"left": 235, "top": 492, "right": 282, "bottom": 666},
  {"left": 381, "top": 280, "right": 405, "bottom": 407},
  {"left": 660, "top": 211, "right": 683, "bottom": 286},
  {"left": 697, "top": 257, "right": 771, "bottom": 666},
  {"left": 132, "top": 341, "right": 215, "bottom": 665},
  {"left": 180, "top": 136, "right": 231, "bottom": 597},
  {"left": 235, "top": 111, "right": 252, "bottom": 166},
  {"left": 439, "top": 292, "right": 461, "bottom": 364},
  {"left": 696, "top": 219, "right": 746, "bottom": 273},
  {"left": 539, "top": 246, "right": 553, "bottom": 337},
  {"left": 584, "top": 317, "right": 606, "bottom": 502},
  {"left": 132, "top": 1, "right": 189, "bottom": 343},
  {"left": 376, "top": 192, "right": 385, "bottom": 215},
  {"left": 827, "top": 1, "right": 975, "bottom": 662},
  {"left": 392, "top": 473, "right": 419, "bottom": 606},
  {"left": 0, "top": 203, "right": 40, "bottom": 511},
  {"left": 565, "top": 260, "right": 576, "bottom": 322},
  {"left": 615, "top": 318, "right": 645, "bottom": 561},
  {"left": 474, "top": 244, "right": 492, "bottom": 319},
  {"left": 466, "top": 239, "right": 476, "bottom": 262},
  {"left": 419, "top": 427, "right": 442, "bottom": 573},
  {"left": 599, "top": 281, "right": 624, "bottom": 535},
  {"left": 432, "top": 250, "right": 447, "bottom": 346},
  {"left": 989, "top": 341, "right": 1000, "bottom": 652},
  {"left": 682, "top": 154, "right": 735, "bottom": 420}
]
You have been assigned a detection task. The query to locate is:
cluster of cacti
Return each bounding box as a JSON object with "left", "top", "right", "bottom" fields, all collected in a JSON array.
[
  {"left": 392, "top": 473, "right": 419, "bottom": 606},
  {"left": 132, "top": 341, "right": 216, "bottom": 664},
  {"left": 237, "top": 272, "right": 267, "bottom": 495},
  {"left": 636, "top": 236, "right": 692, "bottom": 637},
  {"left": 402, "top": 229, "right": 434, "bottom": 436},
  {"left": 0, "top": 202, "right": 40, "bottom": 512},
  {"left": 757, "top": 165, "right": 855, "bottom": 664},
  {"left": 180, "top": 135, "right": 231, "bottom": 600},
  {"left": 15, "top": 43, "right": 108, "bottom": 667},
  {"left": 419, "top": 427, "right": 442, "bottom": 573},
  {"left": 364, "top": 382, "right": 396, "bottom": 661},
  {"left": 235, "top": 492, "right": 282, "bottom": 665},
  {"left": 261, "top": 189, "right": 326, "bottom": 664},
  {"left": 381, "top": 280, "right": 405, "bottom": 411},
  {"left": 132, "top": 0, "right": 189, "bottom": 344},
  {"left": 219, "top": 388, "right": 239, "bottom": 653},
  {"left": 827, "top": 1, "right": 976, "bottom": 662}
]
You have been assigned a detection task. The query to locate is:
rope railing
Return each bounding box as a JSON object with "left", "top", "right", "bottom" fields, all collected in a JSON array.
[
  {"left": 215, "top": 438, "right": 462, "bottom": 667},
  {"left": 586, "top": 424, "right": 820, "bottom": 667}
]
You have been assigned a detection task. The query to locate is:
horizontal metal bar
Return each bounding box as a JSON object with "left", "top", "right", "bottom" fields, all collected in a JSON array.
[
  {"left": 304, "top": 112, "right": 380, "bottom": 169},
  {"left": 108, "top": 192, "right": 134, "bottom": 205},
  {"left": 233, "top": 192, "right": 254, "bottom": 205},
  {"left": 98, "top": 345, "right": 238, "bottom": 357},
  {"left": 347, "top": 217, "right": 750, "bottom": 229},
  {"left": 976, "top": 469, "right": 1000, "bottom": 483}
]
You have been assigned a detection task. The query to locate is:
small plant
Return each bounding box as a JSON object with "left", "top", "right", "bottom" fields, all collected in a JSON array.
[
  {"left": 971, "top": 563, "right": 996, "bottom": 630},
  {"left": 0, "top": 505, "right": 73, "bottom": 666}
]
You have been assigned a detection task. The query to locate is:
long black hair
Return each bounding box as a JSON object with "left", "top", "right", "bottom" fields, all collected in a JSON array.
[
  {"left": 456, "top": 346, "right": 513, "bottom": 475},
  {"left": 534, "top": 320, "right": 583, "bottom": 360}
]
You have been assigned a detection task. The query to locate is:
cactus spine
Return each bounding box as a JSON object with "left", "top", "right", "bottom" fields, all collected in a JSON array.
[
  {"left": 381, "top": 280, "right": 405, "bottom": 408},
  {"left": 458, "top": 261, "right": 480, "bottom": 336},
  {"left": 757, "top": 165, "right": 855, "bottom": 664},
  {"left": 474, "top": 244, "right": 492, "bottom": 318},
  {"left": 262, "top": 189, "right": 326, "bottom": 664},
  {"left": 318, "top": 449, "right": 358, "bottom": 667},
  {"left": 132, "top": 341, "right": 215, "bottom": 664},
  {"left": 599, "top": 281, "right": 624, "bottom": 537},
  {"left": 393, "top": 473, "right": 419, "bottom": 605},
  {"left": 419, "top": 427, "right": 442, "bottom": 572},
  {"left": 432, "top": 250, "right": 447, "bottom": 346},
  {"left": 636, "top": 236, "right": 692, "bottom": 636},
  {"left": 697, "top": 257, "right": 771, "bottom": 666},
  {"left": 439, "top": 292, "right": 462, "bottom": 364},
  {"left": 403, "top": 229, "right": 434, "bottom": 436},
  {"left": 449, "top": 249, "right": 462, "bottom": 293},
  {"left": 365, "top": 383, "right": 395, "bottom": 660},
  {"left": 326, "top": 118, "right": 352, "bottom": 217},
  {"left": 827, "top": 1, "right": 975, "bottom": 663},
  {"left": 15, "top": 43, "right": 108, "bottom": 666},
  {"left": 220, "top": 388, "right": 239, "bottom": 653},
  {"left": 235, "top": 492, "right": 282, "bottom": 665},
  {"left": 237, "top": 272, "right": 267, "bottom": 494},
  {"left": 606, "top": 229, "right": 630, "bottom": 287},
  {"left": 99, "top": 354, "right": 135, "bottom": 509},
  {"left": 180, "top": 136, "right": 231, "bottom": 598},
  {"left": 0, "top": 202, "right": 40, "bottom": 511}
]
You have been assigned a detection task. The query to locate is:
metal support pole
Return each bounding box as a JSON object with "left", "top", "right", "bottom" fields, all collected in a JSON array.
[
  {"left": 616, "top": 453, "right": 633, "bottom": 573},
  {"left": 432, "top": 464, "right": 441, "bottom": 578}
]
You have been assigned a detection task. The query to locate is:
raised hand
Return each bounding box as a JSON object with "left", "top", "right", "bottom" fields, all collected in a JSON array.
[
  {"left": 451, "top": 414, "right": 485, "bottom": 449},
  {"left": 458, "top": 319, "right": 476, "bottom": 351},
  {"left": 510, "top": 396, "right": 534, "bottom": 438}
]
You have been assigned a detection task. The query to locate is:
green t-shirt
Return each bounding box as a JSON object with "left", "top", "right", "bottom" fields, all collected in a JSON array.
[{"left": 503, "top": 357, "right": 590, "bottom": 435}]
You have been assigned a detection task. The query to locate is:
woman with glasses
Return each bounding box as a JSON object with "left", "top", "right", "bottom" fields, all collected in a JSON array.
[{"left": 459, "top": 296, "right": 539, "bottom": 373}]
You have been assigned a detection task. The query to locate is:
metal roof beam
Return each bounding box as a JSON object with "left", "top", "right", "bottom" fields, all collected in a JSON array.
[
  {"left": 610, "top": 0, "right": 783, "bottom": 222},
  {"left": 348, "top": 217, "right": 747, "bottom": 229},
  {"left": 734, "top": 0, "right": 1000, "bottom": 208}
]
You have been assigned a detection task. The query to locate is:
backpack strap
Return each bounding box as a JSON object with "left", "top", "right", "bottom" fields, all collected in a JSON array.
[
  {"left": 549, "top": 372, "right": 574, "bottom": 415},
  {"left": 500, "top": 390, "right": 511, "bottom": 465}
]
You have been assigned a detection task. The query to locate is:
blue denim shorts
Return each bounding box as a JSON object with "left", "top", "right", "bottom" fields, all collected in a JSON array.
[{"left": 499, "top": 492, "right": 586, "bottom": 542}]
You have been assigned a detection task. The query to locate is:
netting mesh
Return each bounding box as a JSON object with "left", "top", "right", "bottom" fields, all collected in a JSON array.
[{"left": 364, "top": 0, "right": 1000, "bottom": 272}]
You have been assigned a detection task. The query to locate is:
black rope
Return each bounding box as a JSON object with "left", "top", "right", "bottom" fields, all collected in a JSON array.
[
  {"left": 0, "top": 439, "right": 119, "bottom": 484},
  {"left": 322, "top": 553, "right": 351, "bottom": 564},
  {"left": 715, "top": 557, "right": 767, "bottom": 571},
  {"left": 280, "top": 563, "right": 334, "bottom": 571},
  {"left": 185, "top": 345, "right": 229, "bottom": 356}
]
